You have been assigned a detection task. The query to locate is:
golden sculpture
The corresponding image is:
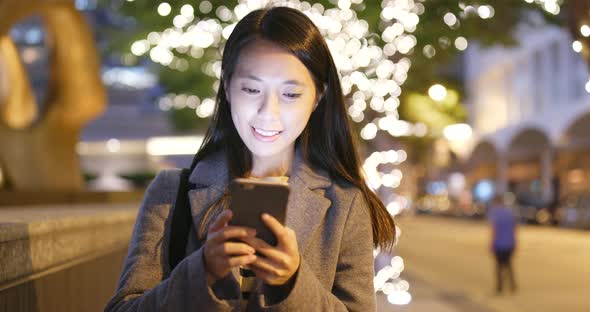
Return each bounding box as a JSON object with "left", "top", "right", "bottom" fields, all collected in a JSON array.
[{"left": 0, "top": 0, "right": 106, "bottom": 191}]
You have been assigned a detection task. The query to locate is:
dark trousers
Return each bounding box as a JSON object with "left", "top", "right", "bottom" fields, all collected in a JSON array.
[{"left": 494, "top": 248, "right": 517, "bottom": 293}]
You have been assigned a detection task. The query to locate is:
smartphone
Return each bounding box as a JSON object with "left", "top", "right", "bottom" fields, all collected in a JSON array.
[{"left": 228, "top": 178, "right": 290, "bottom": 246}]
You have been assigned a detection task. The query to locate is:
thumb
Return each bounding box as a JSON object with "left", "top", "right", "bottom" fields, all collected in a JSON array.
[{"left": 208, "top": 210, "right": 232, "bottom": 233}]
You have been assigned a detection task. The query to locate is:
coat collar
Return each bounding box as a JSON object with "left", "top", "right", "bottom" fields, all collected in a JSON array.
[
  {"left": 187, "top": 145, "right": 333, "bottom": 252},
  {"left": 188, "top": 145, "right": 332, "bottom": 190}
]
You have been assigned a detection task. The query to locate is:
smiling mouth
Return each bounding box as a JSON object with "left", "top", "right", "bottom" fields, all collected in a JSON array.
[{"left": 252, "top": 126, "right": 283, "bottom": 137}]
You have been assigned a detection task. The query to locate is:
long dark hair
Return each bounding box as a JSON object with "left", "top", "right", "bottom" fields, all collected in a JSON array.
[{"left": 190, "top": 6, "right": 395, "bottom": 250}]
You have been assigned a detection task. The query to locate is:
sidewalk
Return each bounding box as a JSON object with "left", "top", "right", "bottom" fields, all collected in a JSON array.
[{"left": 377, "top": 273, "right": 495, "bottom": 312}]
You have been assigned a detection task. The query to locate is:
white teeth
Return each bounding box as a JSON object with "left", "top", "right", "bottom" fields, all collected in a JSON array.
[{"left": 254, "top": 127, "right": 280, "bottom": 137}]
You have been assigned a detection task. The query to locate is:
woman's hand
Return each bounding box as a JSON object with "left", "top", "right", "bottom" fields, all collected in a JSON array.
[
  {"left": 203, "top": 210, "right": 258, "bottom": 285},
  {"left": 242, "top": 213, "right": 300, "bottom": 286}
]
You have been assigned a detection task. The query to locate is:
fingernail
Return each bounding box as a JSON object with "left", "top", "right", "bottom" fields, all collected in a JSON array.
[{"left": 248, "top": 229, "right": 256, "bottom": 235}]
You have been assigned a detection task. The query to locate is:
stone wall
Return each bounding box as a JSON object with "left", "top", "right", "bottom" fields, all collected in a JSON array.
[{"left": 0, "top": 203, "right": 138, "bottom": 311}]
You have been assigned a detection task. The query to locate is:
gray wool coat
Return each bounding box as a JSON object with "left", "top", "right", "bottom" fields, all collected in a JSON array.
[{"left": 104, "top": 148, "right": 376, "bottom": 311}]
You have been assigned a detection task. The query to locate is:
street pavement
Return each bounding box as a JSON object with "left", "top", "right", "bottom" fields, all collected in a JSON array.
[
  {"left": 376, "top": 214, "right": 590, "bottom": 312},
  {"left": 377, "top": 271, "right": 494, "bottom": 312}
]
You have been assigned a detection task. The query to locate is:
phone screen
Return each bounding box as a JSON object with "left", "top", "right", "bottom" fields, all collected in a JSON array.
[{"left": 228, "top": 178, "right": 290, "bottom": 246}]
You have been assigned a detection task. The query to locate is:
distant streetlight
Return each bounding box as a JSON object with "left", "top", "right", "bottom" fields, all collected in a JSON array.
[
  {"left": 443, "top": 123, "right": 473, "bottom": 158},
  {"left": 428, "top": 84, "right": 447, "bottom": 101},
  {"left": 443, "top": 123, "right": 472, "bottom": 142},
  {"left": 106, "top": 138, "right": 121, "bottom": 153},
  {"left": 146, "top": 135, "right": 203, "bottom": 156}
]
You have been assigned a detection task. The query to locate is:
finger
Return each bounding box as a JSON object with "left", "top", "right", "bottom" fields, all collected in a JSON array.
[
  {"left": 208, "top": 210, "right": 233, "bottom": 233},
  {"left": 240, "top": 235, "right": 285, "bottom": 261},
  {"left": 227, "top": 254, "right": 257, "bottom": 267},
  {"left": 217, "top": 241, "right": 256, "bottom": 256},
  {"left": 261, "top": 214, "right": 293, "bottom": 246},
  {"left": 209, "top": 226, "right": 256, "bottom": 245},
  {"left": 249, "top": 266, "right": 276, "bottom": 284},
  {"left": 248, "top": 255, "right": 283, "bottom": 276},
  {"left": 261, "top": 213, "right": 284, "bottom": 235}
]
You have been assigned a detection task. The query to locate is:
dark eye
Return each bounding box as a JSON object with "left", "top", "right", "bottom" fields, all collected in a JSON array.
[
  {"left": 284, "top": 93, "right": 301, "bottom": 99},
  {"left": 242, "top": 87, "right": 260, "bottom": 95}
]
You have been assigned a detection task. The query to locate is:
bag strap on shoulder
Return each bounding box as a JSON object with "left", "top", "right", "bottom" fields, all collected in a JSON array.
[{"left": 168, "top": 168, "right": 197, "bottom": 272}]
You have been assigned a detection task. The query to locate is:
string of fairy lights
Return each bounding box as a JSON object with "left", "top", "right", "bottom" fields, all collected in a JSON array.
[
  {"left": 564, "top": 0, "right": 590, "bottom": 92},
  {"left": 126, "top": 0, "right": 565, "bottom": 306},
  {"left": 523, "top": 0, "right": 562, "bottom": 15}
]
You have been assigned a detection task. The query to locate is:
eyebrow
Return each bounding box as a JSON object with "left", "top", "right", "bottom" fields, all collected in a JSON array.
[{"left": 241, "top": 74, "right": 305, "bottom": 86}]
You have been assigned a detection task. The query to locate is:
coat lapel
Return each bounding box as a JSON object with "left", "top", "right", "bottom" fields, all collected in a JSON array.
[
  {"left": 186, "top": 150, "right": 229, "bottom": 238},
  {"left": 286, "top": 148, "right": 332, "bottom": 253},
  {"left": 186, "top": 146, "right": 333, "bottom": 252},
  {"left": 186, "top": 187, "right": 226, "bottom": 236}
]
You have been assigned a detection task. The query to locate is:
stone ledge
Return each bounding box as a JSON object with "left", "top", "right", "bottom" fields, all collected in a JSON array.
[
  {"left": 0, "top": 191, "right": 146, "bottom": 206},
  {"left": 0, "top": 203, "right": 139, "bottom": 290}
]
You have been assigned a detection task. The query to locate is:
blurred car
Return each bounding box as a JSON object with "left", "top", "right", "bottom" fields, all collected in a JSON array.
[
  {"left": 555, "top": 192, "right": 590, "bottom": 230},
  {"left": 414, "top": 194, "right": 450, "bottom": 215},
  {"left": 414, "top": 194, "right": 485, "bottom": 219},
  {"left": 513, "top": 198, "right": 553, "bottom": 225}
]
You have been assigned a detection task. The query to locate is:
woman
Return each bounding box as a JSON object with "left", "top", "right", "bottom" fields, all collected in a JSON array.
[{"left": 105, "top": 6, "right": 395, "bottom": 311}]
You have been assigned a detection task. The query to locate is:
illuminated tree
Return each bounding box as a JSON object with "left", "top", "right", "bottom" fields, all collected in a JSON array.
[
  {"left": 100, "top": 0, "right": 562, "bottom": 130},
  {"left": 568, "top": 0, "right": 590, "bottom": 67}
]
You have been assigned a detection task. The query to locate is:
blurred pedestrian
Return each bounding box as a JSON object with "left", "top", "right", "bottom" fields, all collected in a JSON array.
[{"left": 488, "top": 193, "right": 518, "bottom": 294}]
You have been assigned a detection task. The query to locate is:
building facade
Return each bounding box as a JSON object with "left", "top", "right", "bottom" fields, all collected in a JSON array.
[{"left": 464, "top": 21, "right": 590, "bottom": 224}]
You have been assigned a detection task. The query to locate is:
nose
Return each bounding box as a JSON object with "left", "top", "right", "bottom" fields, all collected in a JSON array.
[{"left": 258, "top": 91, "right": 280, "bottom": 118}]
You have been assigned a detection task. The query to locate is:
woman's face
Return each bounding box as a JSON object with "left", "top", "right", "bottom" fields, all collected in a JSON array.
[{"left": 227, "top": 39, "right": 319, "bottom": 160}]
